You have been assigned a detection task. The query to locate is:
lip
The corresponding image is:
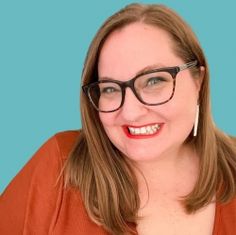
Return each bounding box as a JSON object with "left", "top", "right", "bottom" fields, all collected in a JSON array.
[{"left": 122, "top": 123, "right": 164, "bottom": 139}]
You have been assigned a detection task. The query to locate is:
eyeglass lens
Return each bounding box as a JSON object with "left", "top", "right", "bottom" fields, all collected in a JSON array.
[{"left": 88, "top": 70, "right": 174, "bottom": 112}]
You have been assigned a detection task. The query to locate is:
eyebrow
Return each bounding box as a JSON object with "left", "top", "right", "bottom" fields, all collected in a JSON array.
[
  {"left": 136, "top": 63, "right": 166, "bottom": 75},
  {"left": 99, "top": 63, "right": 166, "bottom": 81}
]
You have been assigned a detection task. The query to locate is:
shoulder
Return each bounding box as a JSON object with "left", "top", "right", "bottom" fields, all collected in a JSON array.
[
  {"left": 0, "top": 130, "right": 81, "bottom": 233},
  {"left": 22, "top": 129, "right": 81, "bottom": 173},
  {"left": 221, "top": 195, "right": 236, "bottom": 214},
  {"left": 1, "top": 129, "right": 81, "bottom": 197},
  {"left": 217, "top": 196, "right": 236, "bottom": 233},
  {"left": 53, "top": 130, "right": 81, "bottom": 160}
]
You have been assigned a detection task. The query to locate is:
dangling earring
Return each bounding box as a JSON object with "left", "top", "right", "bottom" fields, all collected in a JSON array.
[{"left": 193, "top": 104, "right": 199, "bottom": 137}]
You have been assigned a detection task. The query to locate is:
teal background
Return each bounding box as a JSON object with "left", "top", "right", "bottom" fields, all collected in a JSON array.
[{"left": 1, "top": 0, "right": 236, "bottom": 193}]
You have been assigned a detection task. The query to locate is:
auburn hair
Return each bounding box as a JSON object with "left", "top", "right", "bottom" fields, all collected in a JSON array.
[{"left": 64, "top": 3, "right": 236, "bottom": 234}]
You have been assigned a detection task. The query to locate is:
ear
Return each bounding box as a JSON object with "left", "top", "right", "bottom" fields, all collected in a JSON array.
[{"left": 194, "top": 66, "right": 205, "bottom": 92}]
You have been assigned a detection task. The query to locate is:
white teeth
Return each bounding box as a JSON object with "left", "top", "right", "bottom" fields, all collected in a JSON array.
[
  {"left": 128, "top": 124, "right": 161, "bottom": 135},
  {"left": 129, "top": 127, "right": 134, "bottom": 133},
  {"left": 140, "top": 127, "right": 146, "bottom": 134}
]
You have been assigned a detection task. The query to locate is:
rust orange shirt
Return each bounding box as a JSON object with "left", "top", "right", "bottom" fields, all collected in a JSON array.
[{"left": 0, "top": 130, "right": 236, "bottom": 234}]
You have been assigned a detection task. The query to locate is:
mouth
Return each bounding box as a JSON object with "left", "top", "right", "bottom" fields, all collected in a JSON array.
[{"left": 122, "top": 123, "right": 163, "bottom": 139}]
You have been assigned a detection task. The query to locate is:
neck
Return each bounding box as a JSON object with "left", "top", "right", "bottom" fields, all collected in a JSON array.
[{"left": 132, "top": 143, "right": 199, "bottom": 204}]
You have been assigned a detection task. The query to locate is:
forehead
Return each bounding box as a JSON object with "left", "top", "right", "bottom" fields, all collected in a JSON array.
[{"left": 98, "top": 22, "right": 181, "bottom": 79}]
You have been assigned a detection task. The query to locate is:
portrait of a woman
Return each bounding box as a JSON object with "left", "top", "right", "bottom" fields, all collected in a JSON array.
[{"left": 1, "top": 3, "right": 236, "bottom": 235}]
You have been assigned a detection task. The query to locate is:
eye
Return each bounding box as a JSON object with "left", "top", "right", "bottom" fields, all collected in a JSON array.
[
  {"left": 100, "top": 86, "right": 120, "bottom": 94},
  {"left": 146, "top": 77, "right": 166, "bottom": 86}
]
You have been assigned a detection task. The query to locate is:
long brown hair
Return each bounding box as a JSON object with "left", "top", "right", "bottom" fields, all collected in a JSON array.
[{"left": 65, "top": 3, "right": 236, "bottom": 234}]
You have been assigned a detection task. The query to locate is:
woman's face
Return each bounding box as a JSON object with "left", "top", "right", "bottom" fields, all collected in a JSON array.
[{"left": 98, "top": 22, "right": 202, "bottom": 163}]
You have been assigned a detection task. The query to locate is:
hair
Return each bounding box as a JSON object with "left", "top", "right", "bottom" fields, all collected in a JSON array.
[{"left": 64, "top": 3, "right": 236, "bottom": 234}]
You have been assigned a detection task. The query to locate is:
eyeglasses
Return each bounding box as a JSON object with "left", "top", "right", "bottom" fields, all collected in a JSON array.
[{"left": 82, "top": 60, "right": 198, "bottom": 113}]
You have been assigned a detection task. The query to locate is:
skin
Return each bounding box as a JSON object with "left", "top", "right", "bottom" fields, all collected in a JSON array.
[
  {"left": 97, "top": 22, "right": 215, "bottom": 235},
  {"left": 98, "top": 22, "right": 202, "bottom": 165}
]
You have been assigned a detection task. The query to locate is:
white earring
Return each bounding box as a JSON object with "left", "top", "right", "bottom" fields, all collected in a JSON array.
[{"left": 193, "top": 104, "right": 199, "bottom": 137}]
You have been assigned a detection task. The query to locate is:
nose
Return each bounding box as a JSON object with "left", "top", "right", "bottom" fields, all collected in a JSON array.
[{"left": 119, "top": 88, "right": 148, "bottom": 121}]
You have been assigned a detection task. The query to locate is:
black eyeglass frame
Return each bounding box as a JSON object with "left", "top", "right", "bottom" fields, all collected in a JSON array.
[{"left": 82, "top": 60, "right": 198, "bottom": 113}]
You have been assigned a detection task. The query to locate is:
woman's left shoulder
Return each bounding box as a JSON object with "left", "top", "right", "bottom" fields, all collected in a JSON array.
[
  {"left": 221, "top": 196, "right": 236, "bottom": 211},
  {"left": 217, "top": 196, "right": 236, "bottom": 232}
]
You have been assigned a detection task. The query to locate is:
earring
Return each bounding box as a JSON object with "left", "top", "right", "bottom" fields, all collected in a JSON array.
[{"left": 193, "top": 104, "right": 199, "bottom": 137}]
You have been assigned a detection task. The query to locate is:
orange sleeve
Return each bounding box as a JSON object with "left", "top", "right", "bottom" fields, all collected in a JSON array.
[{"left": 0, "top": 135, "right": 64, "bottom": 234}]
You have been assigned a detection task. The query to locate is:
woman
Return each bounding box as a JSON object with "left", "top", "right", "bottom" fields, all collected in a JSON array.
[{"left": 1, "top": 3, "right": 236, "bottom": 235}]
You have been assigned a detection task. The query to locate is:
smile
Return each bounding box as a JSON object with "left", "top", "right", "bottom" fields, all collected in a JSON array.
[
  {"left": 128, "top": 124, "right": 160, "bottom": 135},
  {"left": 122, "top": 123, "right": 163, "bottom": 139}
]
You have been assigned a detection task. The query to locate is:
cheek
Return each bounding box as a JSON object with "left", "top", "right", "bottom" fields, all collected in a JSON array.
[
  {"left": 99, "top": 112, "right": 125, "bottom": 150},
  {"left": 162, "top": 86, "right": 198, "bottom": 133},
  {"left": 99, "top": 113, "right": 119, "bottom": 140},
  {"left": 99, "top": 113, "right": 116, "bottom": 127},
  {"left": 151, "top": 80, "right": 199, "bottom": 135}
]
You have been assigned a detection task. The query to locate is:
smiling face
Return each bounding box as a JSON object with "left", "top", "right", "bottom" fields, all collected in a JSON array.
[{"left": 98, "top": 22, "right": 202, "bottom": 163}]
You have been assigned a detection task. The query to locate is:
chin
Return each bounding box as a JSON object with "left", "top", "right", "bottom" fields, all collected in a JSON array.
[{"left": 120, "top": 147, "right": 164, "bottom": 163}]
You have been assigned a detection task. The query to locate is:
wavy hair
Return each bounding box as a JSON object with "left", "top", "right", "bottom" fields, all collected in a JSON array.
[{"left": 64, "top": 3, "right": 236, "bottom": 234}]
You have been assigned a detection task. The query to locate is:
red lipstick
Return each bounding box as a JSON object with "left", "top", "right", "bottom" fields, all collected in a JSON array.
[{"left": 122, "top": 123, "right": 164, "bottom": 139}]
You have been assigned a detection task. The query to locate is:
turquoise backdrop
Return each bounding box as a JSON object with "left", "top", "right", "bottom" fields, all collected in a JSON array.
[{"left": 1, "top": 0, "right": 236, "bottom": 192}]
